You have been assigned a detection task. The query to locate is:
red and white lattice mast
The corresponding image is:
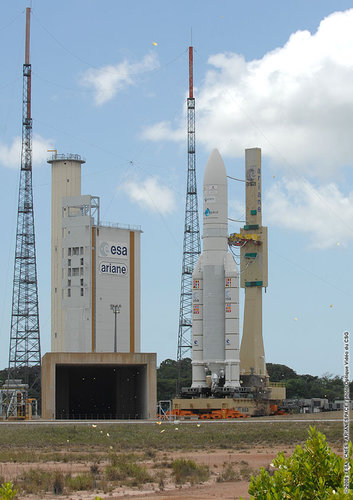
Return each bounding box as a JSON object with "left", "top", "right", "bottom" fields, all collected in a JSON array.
[
  {"left": 176, "top": 47, "right": 201, "bottom": 389},
  {"left": 8, "top": 7, "right": 41, "bottom": 393}
]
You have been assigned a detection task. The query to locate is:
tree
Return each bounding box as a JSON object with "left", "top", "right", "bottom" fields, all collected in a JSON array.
[
  {"left": 266, "top": 363, "right": 298, "bottom": 382},
  {"left": 285, "top": 378, "right": 309, "bottom": 399},
  {"left": 0, "top": 366, "right": 41, "bottom": 400},
  {"left": 157, "top": 358, "right": 191, "bottom": 401},
  {"left": 267, "top": 363, "right": 344, "bottom": 401},
  {"left": 248, "top": 427, "right": 352, "bottom": 499}
]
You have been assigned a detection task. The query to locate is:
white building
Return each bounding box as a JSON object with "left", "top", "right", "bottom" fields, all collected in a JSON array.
[
  {"left": 43, "top": 153, "right": 155, "bottom": 420},
  {"left": 49, "top": 154, "right": 141, "bottom": 354}
]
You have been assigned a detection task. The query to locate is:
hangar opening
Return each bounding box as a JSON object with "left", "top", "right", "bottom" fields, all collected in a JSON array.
[{"left": 55, "top": 364, "right": 147, "bottom": 419}]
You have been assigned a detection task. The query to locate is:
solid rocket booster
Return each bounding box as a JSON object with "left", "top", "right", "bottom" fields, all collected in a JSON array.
[{"left": 191, "top": 149, "right": 240, "bottom": 389}]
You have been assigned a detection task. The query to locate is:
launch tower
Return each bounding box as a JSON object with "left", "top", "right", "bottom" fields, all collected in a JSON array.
[
  {"left": 229, "top": 148, "right": 268, "bottom": 384},
  {"left": 238, "top": 148, "right": 268, "bottom": 383},
  {"left": 177, "top": 47, "right": 201, "bottom": 373},
  {"left": 8, "top": 8, "right": 41, "bottom": 390}
]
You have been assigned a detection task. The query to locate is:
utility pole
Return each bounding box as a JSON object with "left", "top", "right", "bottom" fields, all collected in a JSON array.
[
  {"left": 110, "top": 304, "right": 121, "bottom": 352},
  {"left": 8, "top": 7, "right": 41, "bottom": 395},
  {"left": 176, "top": 46, "right": 201, "bottom": 392}
]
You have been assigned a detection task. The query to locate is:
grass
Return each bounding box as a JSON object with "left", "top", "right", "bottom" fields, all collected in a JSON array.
[
  {"left": 0, "top": 420, "right": 348, "bottom": 497},
  {"left": 15, "top": 469, "right": 97, "bottom": 495},
  {"left": 0, "top": 420, "right": 347, "bottom": 456},
  {"left": 217, "top": 463, "right": 241, "bottom": 482},
  {"left": 172, "top": 459, "right": 209, "bottom": 485},
  {"left": 8, "top": 452, "right": 154, "bottom": 496},
  {"left": 105, "top": 453, "right": 152, "bottom": 485}
]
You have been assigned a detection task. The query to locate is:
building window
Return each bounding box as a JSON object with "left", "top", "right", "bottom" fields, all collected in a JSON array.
[
  {"left": 68, "top": 248, "right": 71, "bottom": 256},
  {"left": 68, "top": 259, "right": 71, "bottom": 266},
  {"left": 73, "top": 247, "right": 79, "bottom": 255},
  {"left": 68, "top": 268, "right": 71, "bottom": 277},
  {"left": 67, "top": 289, "right": 71, "bottom": 297},
  {"left": 68, "top": 279, "right": 71, "bottom": 287},
  {"left": 72, "top": 268, "right": 79, "bottom": 277},
  {"left": 80, "top": 247, "right": 84, "bottom": 255},
  {"left": 80, "top": 257, "right": 84, "bottom": 265},
  {"left": 80, "top": 267, "right": 84, "bottom": 276},
  {"left": 80, "top": 288, "right": 84, "bottom": 296},
  {"left": 80, "top": 278, "right": 83, "bottom": 286}
]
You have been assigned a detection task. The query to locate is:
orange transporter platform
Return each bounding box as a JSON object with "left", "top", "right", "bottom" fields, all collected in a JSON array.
[{"left": 158, "top": 408, "right": 248, "bottom": 420}]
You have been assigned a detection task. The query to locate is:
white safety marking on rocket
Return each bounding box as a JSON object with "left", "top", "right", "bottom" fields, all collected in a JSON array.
[{"left": 191, "top": 149, "right": 240, "bottom": 390}]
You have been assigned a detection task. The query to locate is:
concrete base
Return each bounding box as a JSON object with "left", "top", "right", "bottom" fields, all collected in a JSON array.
[{"left": 42, "top": 352, "right": 156, "bottom": 420}]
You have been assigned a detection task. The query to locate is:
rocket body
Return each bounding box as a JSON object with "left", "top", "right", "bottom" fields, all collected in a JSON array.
[{"left": 192, "top": 149, "right": 240, "bottom": 389}]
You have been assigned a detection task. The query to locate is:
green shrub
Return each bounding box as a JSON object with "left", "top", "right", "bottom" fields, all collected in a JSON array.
[
  {"left": 0, "top": 482, "right": 18, "bottom": 500},
  {"left": 248, "top": 427, "right": 353, "bottom": 499},
  {"left": 52, "top": 472, "right": 64, "bottom": 494},
  {"left": 105, "top": 453, "right": 152, "bottom": 485},
  {"left": 19, "top": 469, "right": 54, "bottom": 494},
  {"left": 172, "top": 458, "right": 209, "bottom": 485},
  {"left": 66, "top": 473, "right": 95, "bottom": 491},
  {"left": 217, "top": 463, "right": 240, "bottom": 482},
  {"left": 18, "top": 468, "right": 97, "bottom": 495}
]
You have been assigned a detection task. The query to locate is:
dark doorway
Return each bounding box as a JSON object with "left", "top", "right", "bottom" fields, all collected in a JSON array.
[{"left": 55, "top": 364, "right": 146, "bottom": 419}]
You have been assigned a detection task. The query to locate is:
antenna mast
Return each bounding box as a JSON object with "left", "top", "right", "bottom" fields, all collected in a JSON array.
[
  {"left": 8, "top": 7, "right": 41, "bottom": 397},
  {"left": 176, "top": 46, "right": 201, "bottom": 390}
]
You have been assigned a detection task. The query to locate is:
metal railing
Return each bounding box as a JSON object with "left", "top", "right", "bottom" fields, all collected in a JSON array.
[
  {"left": 47, "top": 153, "right": 86, "bottom": 162},
  {"left": 100, "top": 221, "right": 142, "bottom": 232}
]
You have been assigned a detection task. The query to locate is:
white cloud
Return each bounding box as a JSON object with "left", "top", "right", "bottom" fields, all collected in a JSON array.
[
  {"left": 143, "top": 9, "right": 353, "bottom": 178},
  {"left": 0, "top": 134, "right": 54, "bottom": 168},
  {"left": 141, "top": 120, "right": 184, "bottom": 142},
  {"left": 82, "top": 53, "right": 159, "bottom": 105},
  {"left": 266, "top": 178, "right": 353, "bottom": 248},
  {"left": 122, "top": 176, "right": 176, "bottom": 214}
]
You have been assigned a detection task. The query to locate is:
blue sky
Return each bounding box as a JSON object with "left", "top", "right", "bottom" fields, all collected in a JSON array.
[{"left": 1, "top": 0, "right": 353, "bottom": 377}]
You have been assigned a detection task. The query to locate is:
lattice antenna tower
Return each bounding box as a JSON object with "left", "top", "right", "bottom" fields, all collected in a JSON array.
[
  {"left": 8, "top": 8, "right": 41, "bottom": 386},
  {"left": 177, "top": 46, "right": 201, "bottom": 381}
]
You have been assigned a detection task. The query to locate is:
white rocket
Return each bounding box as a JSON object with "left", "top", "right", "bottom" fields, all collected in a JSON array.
[{"left": 191, "top": 149, "right": 240, "bottom": 390}]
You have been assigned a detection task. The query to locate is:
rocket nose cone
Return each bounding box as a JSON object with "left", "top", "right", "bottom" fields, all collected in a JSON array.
[{"left": 204, "top": 149, "right": 227, "bottom": 185}]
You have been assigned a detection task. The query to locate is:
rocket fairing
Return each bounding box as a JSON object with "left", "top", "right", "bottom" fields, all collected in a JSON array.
[{"left": 191, "top": 149, "right": 240, "bottom": 390}]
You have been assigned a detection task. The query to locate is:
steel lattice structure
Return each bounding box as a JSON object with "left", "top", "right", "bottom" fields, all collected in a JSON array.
[
  {"left": 177, "top": 47, "right": 201, "bottom": 373},
  {"left": 8, "top": 8, "right": 41, "bottom": 383}
]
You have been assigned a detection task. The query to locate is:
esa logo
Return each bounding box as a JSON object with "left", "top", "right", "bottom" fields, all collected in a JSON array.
[
  {"left": 99, "top": 241, "right": 128, "bottom": 259},
  {"left": 204, "top": 208, "right": 218, "bottom": 217}
]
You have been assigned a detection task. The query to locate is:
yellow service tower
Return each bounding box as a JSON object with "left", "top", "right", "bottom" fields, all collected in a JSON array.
[{"left": 239, "top": 148, "right": 268, "bottom": 381}]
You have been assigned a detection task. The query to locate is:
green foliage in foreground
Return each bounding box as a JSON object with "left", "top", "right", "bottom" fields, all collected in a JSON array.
[
  {"left": 0, "top": 481, "right": 17, "bottom": 500},
  {"left": 248, "top": 427, "right": 352, "bottom": 499}
]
